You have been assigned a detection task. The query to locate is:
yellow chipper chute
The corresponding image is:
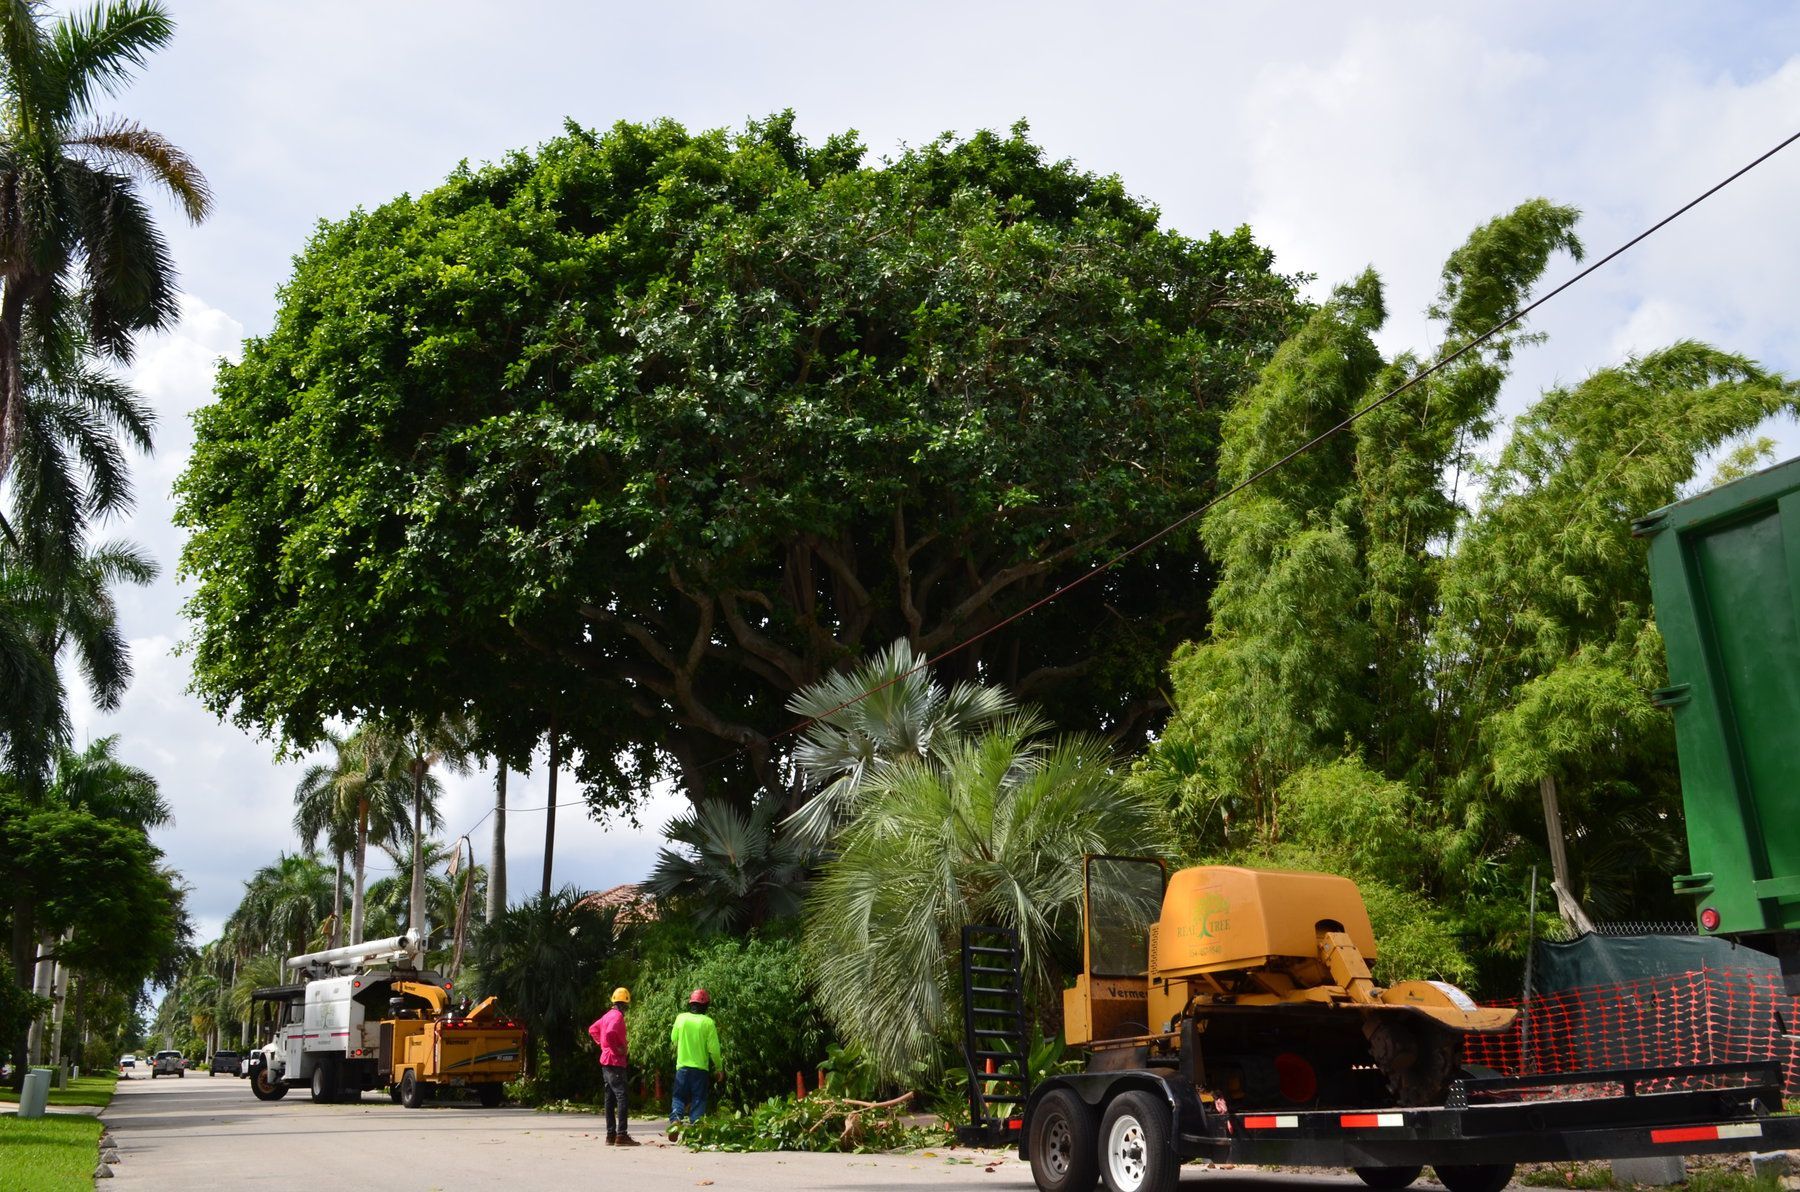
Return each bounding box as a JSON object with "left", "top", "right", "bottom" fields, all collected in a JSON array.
[{"left": 1065, "top": 859, "right": 1515, "bottom": 1109}]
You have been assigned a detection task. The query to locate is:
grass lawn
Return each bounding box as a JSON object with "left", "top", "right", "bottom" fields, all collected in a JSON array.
[
  {"left": 0, "top": 1073, "right": 118, "bottom": 1108},
  {"left": 0, "top": 1114, "right": 103, "bottom": 1191}
]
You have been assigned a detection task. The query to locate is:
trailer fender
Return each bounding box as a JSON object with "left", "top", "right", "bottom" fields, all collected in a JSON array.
[{"left": 1019, "top": 1071, "right": 1217, "bottom": 1163}]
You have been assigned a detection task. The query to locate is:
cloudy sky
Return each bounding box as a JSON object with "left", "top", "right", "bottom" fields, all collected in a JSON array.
[{"left": 65, "top": 2, "right": 1800, "bottom": 946}]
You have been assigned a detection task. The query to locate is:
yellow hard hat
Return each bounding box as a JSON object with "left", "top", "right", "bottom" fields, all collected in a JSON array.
[{"left": 611, "top": 987, "right": 631, "bottom": 1005}]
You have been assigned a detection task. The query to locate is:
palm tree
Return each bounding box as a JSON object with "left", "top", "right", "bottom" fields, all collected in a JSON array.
[
  {"left": 0, "top": 0, "right": 210, "bottom": 485},
  {"left": 360, "top": 839, "right": 482, "bottom": 966},
  {"left": 804, "top": 719, "right": 1172, "bottom": 1082},
  {"left": 49, "top": 733, "right": 166, "bottom": 828},
  {"left": 384, "top": 715, "right": 473, "bottom": 938},
  {"left": 292, "top": 726, "right": 410, "bottom": 944},
  {"left": 0, "top": 538, "right": 152, "bottom": 779},
  {"left": 469, "top": 888, "right": 617, "bottom": 1093},
  {"left": 224, "top": 853, "right": 339, "bottom": 962},
  {"left": 784, "top": 637, "right": 1014, "bottom": 845},
  {"left": 644, "top": 793, "right": 814, "bottom": 933}
]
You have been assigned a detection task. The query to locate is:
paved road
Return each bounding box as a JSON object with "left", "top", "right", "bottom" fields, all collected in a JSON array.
[{"left": 98, "top": 1070, "right": 1378, "bottom": 1192}]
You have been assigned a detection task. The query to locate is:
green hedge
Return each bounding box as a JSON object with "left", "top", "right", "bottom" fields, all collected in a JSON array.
[{"left": 627, "top": 933, "right": 827, "bottom": 1107}]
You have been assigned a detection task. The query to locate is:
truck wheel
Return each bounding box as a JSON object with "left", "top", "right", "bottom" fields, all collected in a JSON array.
[
  {"left": 387, "top": 1084, "right": 402, "bottom": 1104},
  {"left": 178, "top": 1069, "right": 185, "bottom": 1078},
  {"left": 310, "top": 1062, "right": 337, "bottom": 1104},
  {"left": 1030, "top": 1088, "right": 1098, "bottom": 1192},
  {"left": 1433, "top": 1164, "right": 1515, "bottom": 1192},
  {"left": 250, "top": 1066, "right": 289, "bottom": 1101},
  {"left": 1099, "top": 1091, "right": 1179, "bottom": 1192},
  {"left": 1355, "top": 1167, "right": 1423, "bottom": 1189},
  {"left": 477, "top": 1083, "right": 503, "bottom": 1108},
  {"left": 401, "top": 1069, "right": 424, "bottom": 1109}
]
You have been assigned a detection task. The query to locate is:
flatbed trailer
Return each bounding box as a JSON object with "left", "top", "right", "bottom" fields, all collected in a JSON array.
[{"left": 999, "top": 1060, "right": 1800, "bottom": 1192}]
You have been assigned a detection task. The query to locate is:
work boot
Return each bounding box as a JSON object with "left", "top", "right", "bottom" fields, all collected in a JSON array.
[
  {"left": 616, "top": 1134, "right": 641, "bottom": 1147},
  {"left": 604, "top": 1134, "right": 617, "bottom": 1145},
  {"left": 666, "top": 1125, "right": 680, "bottom": 1142}
]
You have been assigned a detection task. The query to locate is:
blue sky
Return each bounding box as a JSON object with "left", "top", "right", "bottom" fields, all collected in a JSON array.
[{"left": 66, "top": 1, "right": 1800, "bottom": 944}]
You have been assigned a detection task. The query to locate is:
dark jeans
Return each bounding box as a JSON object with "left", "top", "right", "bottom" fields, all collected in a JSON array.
[
  {"left": 601, "top": 1064, "right": 630, "bottom": 1136},
  {"left": 670, "top": 1065, "right": 709, "bottom": 1124}
]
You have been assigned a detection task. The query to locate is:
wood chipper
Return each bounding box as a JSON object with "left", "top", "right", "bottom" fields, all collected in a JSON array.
[
  {"left": 382, "top": 980, "right": 527, "bottom": 1108},
  {"left": 1063, "top": 859, "right": 1515, "bottom": 1111}
]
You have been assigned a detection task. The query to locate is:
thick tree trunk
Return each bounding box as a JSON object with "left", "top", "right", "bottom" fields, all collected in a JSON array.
[
  {"left": 27, "top": 931, "right": 53, "bottom": 1063},
  {"left": 541, "top": 721, "right": 559, "bottom": 902},
  {"left": 487, "top": 764, "right": 507, "bottom": 921}
]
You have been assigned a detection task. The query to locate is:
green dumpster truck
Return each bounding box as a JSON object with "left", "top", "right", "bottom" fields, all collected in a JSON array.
[{"left": 1637, "top": 457, "right": 1800, "bottom": 992}]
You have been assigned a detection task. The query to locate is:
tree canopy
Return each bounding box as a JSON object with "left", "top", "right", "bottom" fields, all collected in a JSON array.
[{"left": 176, "top": 113, "right": 1304, "bottom": 812}]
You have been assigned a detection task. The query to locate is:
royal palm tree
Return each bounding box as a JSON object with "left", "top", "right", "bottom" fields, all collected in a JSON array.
[
  {"left": 48, "top": 733, "right": 165, "bottom": 828},
  {"left": 784, "top": 637, "right": 1014, "bottom": 846},
  {"left": 223, "top": 853, "right": 339, "bottom": 962},
  {"left": 0, "top": 0, "right": 210, "bottom": 485},
  {"left": 360, "top": 839, "right": 481, "bottom": 965},
  {"left": 804, "top": 718, "right": 1172, "bottom": 1082},
  {"left": 292, "top": 726, "right": 410, "bottom": 944},
  {"left": 382, "top": 714, "right": 473, "bottom": 939},
  {"left": 644, "top": 793, "right": 814, "bottom": 933}
]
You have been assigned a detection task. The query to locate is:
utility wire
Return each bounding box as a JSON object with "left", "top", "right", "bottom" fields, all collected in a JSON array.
[{"left": 747, "top": 125, "right": 1800, "bottom": 752}]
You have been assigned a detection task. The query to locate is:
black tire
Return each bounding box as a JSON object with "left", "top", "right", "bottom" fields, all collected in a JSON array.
[
  {"left": 151, "top": 1070, "right": 158, "bottom": 1079},
  {"left": 1355, "top": 1167, "right": 1424, "bottom": 1189},
  {"left": 1098, "top": 1090, "right": 1179, "bottom": 1192},
  {"left": 477, "top": 1083, "right": 503, "bottom": 1108},
  {"left": 310, "top": 1061, "right": 336, "bottom": 1104},
  {"left": 178, "top": 1070, "right": 184, "bottom": 1079},
  {"left": 387, "top": 1084, "right": 402, "bottom": 1104},
  {"left": 1030, "top": 1088, "right": 1099, "bottom": 1192},
  {"left": 250, "top": 1065, "right": 288, "bottom": 1101},
  {"left": 1433, "top": 1164, "right": 1515, "bottom": 1192},
  {"left": 401, "top": 1068, "right": 424, "bottom": 1109}
]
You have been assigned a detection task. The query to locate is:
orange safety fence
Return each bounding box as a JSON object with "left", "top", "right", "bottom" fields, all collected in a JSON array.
[{"left": 1460, "top": 967, "right": 1800, "bottom": 1098}]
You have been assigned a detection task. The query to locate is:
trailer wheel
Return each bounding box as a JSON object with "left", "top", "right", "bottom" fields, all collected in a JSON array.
[
  {"left": 1029, "top": 1089, "right": 1098, "bottom": 1192},
  {"left": 1354, "top": 1167, "right": 1423, "bottom": 1189},
  {"left": 1099, "top": 1090, "right": 1179, "bottom": 1192},
  {"left": 1433, "top": 1164, "right": 1515, "bottom": 1192},
  {"left": 401, "top": 1068, "right": 424, "bottom": 1109},
  {"left": 387, "top": 1084, "right": 402, "bottom": 1104},
  {"left": 250, "top": 1065, "right": 288, "bottom": 1101},
  {"left": 477, "top": 1083, "right": 503, "bottom": 1108}
]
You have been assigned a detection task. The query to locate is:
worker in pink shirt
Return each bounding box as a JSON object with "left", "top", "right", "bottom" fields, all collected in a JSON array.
[{"left": 588, "top": 987, "right": 638, "bottom": 1145}]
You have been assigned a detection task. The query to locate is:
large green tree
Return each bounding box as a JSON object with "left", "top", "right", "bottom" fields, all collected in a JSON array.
[{"left": 175, "top": 115, "right": 1303, "bottom": 814}]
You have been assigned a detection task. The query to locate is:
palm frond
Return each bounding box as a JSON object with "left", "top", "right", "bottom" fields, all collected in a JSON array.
[{"left": 47, "top": 1, "right": 174, "bottom": 118}]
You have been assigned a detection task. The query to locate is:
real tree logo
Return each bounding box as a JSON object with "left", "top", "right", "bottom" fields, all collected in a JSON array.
[{"left": 1194, "top": 892, "right": 1230, "bottom": 939}]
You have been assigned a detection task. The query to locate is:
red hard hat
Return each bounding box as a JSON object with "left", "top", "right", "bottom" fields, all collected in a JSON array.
[{"left": 688, "top": 988, "right": 710, "bottom": 1006}]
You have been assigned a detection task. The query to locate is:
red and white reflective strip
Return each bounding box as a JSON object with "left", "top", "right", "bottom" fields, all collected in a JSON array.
[
  {"left": 1242, "top": 1115, "right": 1300, "bottom": 1130},
  {"left": 1650, "top": 1123, "right": 1762, "bottom": 1145},
  {"left": 1340, "top": 1113, "right": 1406, "bottom": 1129}
]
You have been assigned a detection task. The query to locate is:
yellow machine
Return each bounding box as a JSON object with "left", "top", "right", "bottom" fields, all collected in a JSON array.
[
  {"left": 382, "top": 980, "right": 527, "bottom": 1109},
  {"left": 1065, "top": 860, "right": 1515, "bottom": 1108}
]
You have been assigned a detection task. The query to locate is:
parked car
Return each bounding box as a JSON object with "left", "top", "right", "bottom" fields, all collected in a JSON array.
[
  {"left": 151, "top": 1050, "right": 185, "bottom": 1078},
  {"left": 118, "top": 1054, "right": 138, "bottom": 1070},
  {"left": 209, "top": 1050, "right": 242, "bottom": 1077}
]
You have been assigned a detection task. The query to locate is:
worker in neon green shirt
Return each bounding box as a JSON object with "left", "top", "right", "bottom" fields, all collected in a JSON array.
[{"left": 669, "top": 988, "right": 723, "bottom": 1134}]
